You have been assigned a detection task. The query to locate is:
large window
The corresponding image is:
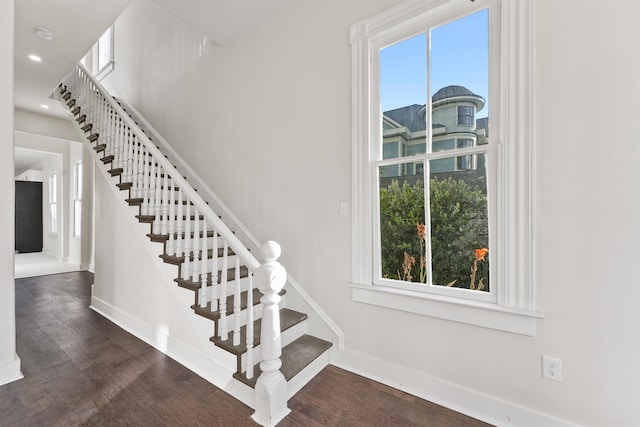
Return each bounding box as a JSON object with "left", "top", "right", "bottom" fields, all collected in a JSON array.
[
  {"left": 350, "top": 0, "right": 540, "bottom": 335},
  {"left": 49, "top": 171, "right": 57, "bottom": 234},
  {"left": 73, "top": 161, "right": 83, "bottom": 238}
]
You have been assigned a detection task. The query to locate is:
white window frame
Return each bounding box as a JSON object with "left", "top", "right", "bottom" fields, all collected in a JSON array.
[
  {"left": 349, "top": 0, "right": 542, "bottom": 335},
  {"left": 73, "top": 161, "right": 83, "bottom": 238},
  {"left": 81, "top": 26, "right": 114, "bottom": 81},
  {"left": 49, "top": 171, "right": 57, "bottom": 235}
]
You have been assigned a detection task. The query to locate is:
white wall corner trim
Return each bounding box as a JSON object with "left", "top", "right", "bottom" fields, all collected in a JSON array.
[
  {"left": 0, "top": 355, "right": 23, "bottom": 387},
  {"left": 90, "top": 295, "right": 254, "bottom": 407},
  {"left": 332, "top": 348, "right": 581, "bottom": 427}
]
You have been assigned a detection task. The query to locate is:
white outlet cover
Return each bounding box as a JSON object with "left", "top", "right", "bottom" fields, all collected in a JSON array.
[{"left": 542, "top": 355, "right": 563, "bottom": 382}]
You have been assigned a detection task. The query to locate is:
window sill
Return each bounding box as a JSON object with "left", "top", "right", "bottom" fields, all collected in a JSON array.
[
  {"left": 350, "top": 283, "right": 543, "bottom": 336},
  {"left": 95, "top": 61, "right": 114, "bottom": 81}
]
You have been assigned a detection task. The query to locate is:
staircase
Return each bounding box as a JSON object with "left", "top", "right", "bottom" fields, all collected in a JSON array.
[{"left": 56, "top": 64, "right": 332, "bottom": 426}]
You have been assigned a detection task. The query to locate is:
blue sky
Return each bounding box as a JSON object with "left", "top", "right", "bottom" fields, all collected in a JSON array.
[{"left": 380, "top": 9, "right": 489, "bottom": 116}]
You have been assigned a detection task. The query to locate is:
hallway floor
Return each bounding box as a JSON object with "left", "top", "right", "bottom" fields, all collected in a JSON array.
[
  {"left": 15, "top": 252, "right": 79, "bottom": 279},
  {"left": 1, "top": 271, "right": 491, "bottom": 426}
]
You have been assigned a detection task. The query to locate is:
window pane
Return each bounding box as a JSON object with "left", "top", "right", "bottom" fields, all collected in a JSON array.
[
  {"left": 50, "top": 203, "right": 57, "bottom": 234},
  {"left": 430, "top": 9, "right": 488, "bottom": 152},
  {"left": 429, "top": 153, "right": 489, "bottom": 291},
  {"left": 380, "top": 34, "right": 427, "bottom": 161},
  {"left": 74, "top": 200, "right": 82, "bottom": 237},
  {"left": 379, "top": 162, "right": 426, "bottom": 283},
  {"left": 98, "top": 27, "right": 112, "bottom": 70}
]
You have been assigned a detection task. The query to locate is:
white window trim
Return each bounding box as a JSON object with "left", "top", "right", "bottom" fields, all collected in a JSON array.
[
  {"left": 349, "top": 0, "right": 542, "bottom": 335},
  {"left": 49, "top": 171, "right": 58, "bottom": 235},
  {"left": 73, "top": 161, "right": 82, "bottom": 239},
  {"left": 92, "top": 26, "right": 115, "bottom": 81}
]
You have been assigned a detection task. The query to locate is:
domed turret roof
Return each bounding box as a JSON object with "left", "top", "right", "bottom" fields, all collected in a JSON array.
[{"left": 432, "top": 85, "right": 485, "bottom": 110}]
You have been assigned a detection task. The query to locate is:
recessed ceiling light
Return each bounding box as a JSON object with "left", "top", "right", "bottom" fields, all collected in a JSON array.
[
  {"left": 28, "top": 54, "right": 42, "bottom": 62},
  {"left": 40, "top": 104, "right": 49, "bottom": 109},
  {"left": 34, "top": 27, "right": 54, "bottom": 41}
]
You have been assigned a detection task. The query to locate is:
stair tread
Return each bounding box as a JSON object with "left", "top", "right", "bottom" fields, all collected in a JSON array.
[
  {"left": 211, "top": 308, "right": 307, "bottom": 356},
  {"left": 233, "top": 334, "right": 332, "bottom": 388},
  {"left": 173, "top": 263, "right": 248, "bottom": 284}
]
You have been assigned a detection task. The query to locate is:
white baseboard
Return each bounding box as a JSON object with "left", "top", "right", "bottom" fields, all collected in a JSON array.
[
  {"left": 0, "top": 355, "right": 23, "bottom": 386},
  {"left": 90, "top": 295, "right": 254, "bottom": 407},
  {"left": 331, "top": 348, "right": 579, "bottom": 427}
]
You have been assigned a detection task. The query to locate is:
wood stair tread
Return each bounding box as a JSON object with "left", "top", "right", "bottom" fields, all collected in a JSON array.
[
  {"left": 211, "top": 308, "right": 307, "bottom": 356},
  {"left": 233, "top": 334, "right": 332, "bottom": 388}
]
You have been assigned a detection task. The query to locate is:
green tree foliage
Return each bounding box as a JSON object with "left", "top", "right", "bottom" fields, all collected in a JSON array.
[{"left": 379, "top": 176, "right": 489, "bottom": 290}]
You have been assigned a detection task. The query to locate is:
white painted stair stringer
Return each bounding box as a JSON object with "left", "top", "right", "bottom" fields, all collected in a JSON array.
[{"left": 112, "top": 95, "right": 344, "bottom": 350}]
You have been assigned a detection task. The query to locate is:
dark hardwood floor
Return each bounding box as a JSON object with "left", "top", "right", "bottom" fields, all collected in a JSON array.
[{"left": 1, "top": 271, "right": 491, "bottom": 426}]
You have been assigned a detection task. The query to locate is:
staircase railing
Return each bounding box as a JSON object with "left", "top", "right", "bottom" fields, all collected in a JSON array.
[{"left": 59, "top": 64, "right": 289, "bottom": 425}]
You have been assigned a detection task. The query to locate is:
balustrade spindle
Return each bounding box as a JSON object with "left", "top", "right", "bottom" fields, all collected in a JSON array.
[
  {"left": 182, "top": 201, "right": 192, "bottom": 280},
  {"left": 199, "top": 217, "right": 207, "bottom": 308},
  {"left": 233, "top": 255, "right": 242, "bottom": 346},
  {"left": 142, "top": 148, "right": 150, "bottom": 215},
  {"left": 161, "top": 171, "right": 169, "bottom": 235},
  {"left": 167, "top": 177, "right": 176, "bottom": 256},
  {"left": 219, "top": 241, "right": 229, "bottom": 341},
  {"left": 246, "top": 272, "right": 254, "bottom": 379},
  {"left": 192, "top": 207, "right": 200, "bottom": 285},
  {"left": 131, "top": 135, "right": 140, "bottom": 198},
  {"left": 175, "top": 188, "right": 184, "bottom": 258},
  {"left": 210, "top": 228, "right": 219, "bottom": 312},
  {"left": 153, "top": 164, "right": 162, "bottom": 233}
]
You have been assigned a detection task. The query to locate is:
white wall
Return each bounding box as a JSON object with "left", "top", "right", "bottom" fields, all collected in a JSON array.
[
  {"left": 101, "top": 0, "right": 640, "bottom": 425},
  {"left": 0, "top": 0, "right": 21, "bottom": 386}
]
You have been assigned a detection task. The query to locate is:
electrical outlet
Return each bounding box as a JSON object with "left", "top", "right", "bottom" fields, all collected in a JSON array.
[{"left": 542, "top": 355, "right": 563, "bottom": 382}]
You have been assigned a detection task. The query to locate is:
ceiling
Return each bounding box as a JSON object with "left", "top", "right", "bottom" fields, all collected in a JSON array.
[{"left": 14, "top": 0, "right": 296, "bottom": 174}]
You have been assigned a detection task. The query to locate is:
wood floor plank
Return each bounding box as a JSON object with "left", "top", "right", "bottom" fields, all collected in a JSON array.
[{"left": 1, "top": 271, "right": 491, "bottom": 426}]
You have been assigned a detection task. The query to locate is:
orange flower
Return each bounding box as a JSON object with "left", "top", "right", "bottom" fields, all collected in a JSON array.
[
  {"left": 416, "top": 223, "right": 427, "bottom": 242},
  {"left": 474, "top": 248, "right": 489, "bottom": 262}
]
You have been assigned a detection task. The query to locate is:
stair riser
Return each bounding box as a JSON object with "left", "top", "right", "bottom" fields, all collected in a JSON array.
[{"left": 239, "top": 319, "right": 307, "bottom": 373}]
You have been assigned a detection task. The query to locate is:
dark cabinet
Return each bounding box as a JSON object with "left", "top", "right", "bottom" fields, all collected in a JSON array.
[{"left": 15, "top": 181, "right": 43, "bottom": 253}]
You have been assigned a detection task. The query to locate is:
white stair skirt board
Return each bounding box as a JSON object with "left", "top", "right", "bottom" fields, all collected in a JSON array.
[
  {"left": 0, "top": 355, "right": 23, "bottom": 387},
  {"left": 332, "top": 348, "right": 581, "bottom": 427}
]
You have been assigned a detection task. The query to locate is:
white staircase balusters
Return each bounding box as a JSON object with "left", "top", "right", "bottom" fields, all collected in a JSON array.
[
  {"left": 131, "top": 135, "right": 139, "bottom": 198},
  {"left": 192, "top": 207, "right": 200, "bottom": 286},
  {"left": 175, "top": 188, "right": 184, "bottom": 259},
  {"left": 142, "top": 148, "right": 151, "bottom": 216},
  {"left": 233, "top": 255, "right": 242, "bottom": 346},
  {"left": 246, "top": 271, "right": 255, "bottom": 379},
  {"left": 167, "top": 177, "right": 176, "bottom": 256},
  {"left": 182, "top": 200, "right": 192, "bottom": 280},
  {"left": 219, "top": 240, "right": 229, "bottom": 341},
  {"left": 210, "top": 227, "right": 219, "bottom": 312},
  {"left": 199, "top": 217, "right": 207, "bottom": 308},
  {"left": 160, "top": 169, "right": 169, "bottom": 235}
]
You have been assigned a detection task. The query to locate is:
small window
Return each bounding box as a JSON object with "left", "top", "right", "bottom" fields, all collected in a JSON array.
[
  {"left": 49, "top": 172, "right": 57, "bottom": 234},
  {"left": 458, "top": 106, "right": 474, "bottom": 126},
  {"left": 81, "top": 26, "right": 114, "bottom": 80},
  {"left": 456, "top": 139, "right": 474, "bottom": 170},
  {"left": 73, "top": 161, "right": 83, "bottom": 238}
]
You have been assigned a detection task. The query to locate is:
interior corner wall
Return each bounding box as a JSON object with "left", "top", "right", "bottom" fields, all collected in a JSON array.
[
  {"left": 101, "top": 0, "right": 640, "bottom": 426},
  {"left": 0, "top": 0, "right": 21, "bottom": 385}
]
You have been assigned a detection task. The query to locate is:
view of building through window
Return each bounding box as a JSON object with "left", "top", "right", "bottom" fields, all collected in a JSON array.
[{"left": 377, "top": 9, "right": 490, "bottom": 291}]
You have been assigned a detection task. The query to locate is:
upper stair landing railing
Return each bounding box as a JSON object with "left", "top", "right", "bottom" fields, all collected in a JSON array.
[{"left": 59, "top": 64, "right": 289, "bottom": 425}]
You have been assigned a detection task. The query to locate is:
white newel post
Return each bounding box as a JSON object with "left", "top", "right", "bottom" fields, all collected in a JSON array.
[{"left": 252, "top": 241, "right": 290, "bottom": 427}]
